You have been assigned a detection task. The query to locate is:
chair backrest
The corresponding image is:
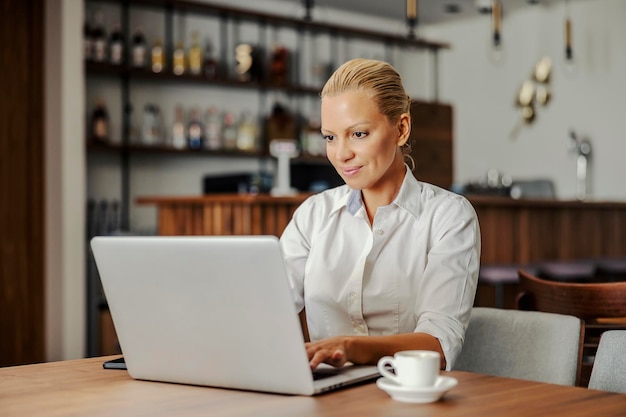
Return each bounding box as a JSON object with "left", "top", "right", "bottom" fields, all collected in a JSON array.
[
  {"left": 453, "top": 307, "right": 583, "bottom": 386},
  {"left": 588, "top": 331, "right": 626, "bottom": 393},
  {"left": 517, "top": 269, "right": 626, "bottom": 319}
]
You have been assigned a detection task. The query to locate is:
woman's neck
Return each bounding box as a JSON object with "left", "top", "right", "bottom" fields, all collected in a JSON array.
[{"left": 361, "top": 161, "right": 406, "bottom": 224}]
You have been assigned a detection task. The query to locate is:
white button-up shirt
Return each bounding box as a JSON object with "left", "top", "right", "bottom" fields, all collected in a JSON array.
[{"left": 279, "top": 168, "right": 481, "bottom": 370}]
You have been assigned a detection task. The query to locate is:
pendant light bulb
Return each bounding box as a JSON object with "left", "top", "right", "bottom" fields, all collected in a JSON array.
[
  {"left": 490, "top": 0, "right": 504, "bottom": 63},
  {"left": 303, "top": 0, "right": 314, "bottom": 21},
  {"left": 406, "top": 0, "right": 418, "bottom": 39},
  {"left": 564, "top": 0, "right": 576, "bottom": 73}
]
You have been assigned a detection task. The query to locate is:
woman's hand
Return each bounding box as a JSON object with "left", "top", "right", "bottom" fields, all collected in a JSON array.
[
  {"left": 305, "top": 336, "right": 350, "bottom": 369},
  {"left": 304, "top": 333, "right": 446, "bottom": 371}
]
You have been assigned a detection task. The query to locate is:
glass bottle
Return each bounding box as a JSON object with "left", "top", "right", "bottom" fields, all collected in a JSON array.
[
  {"left": 202, "top": 38, "right": 218, "bottom": 80},
  {"left": 221, "top": 112, "right": 238, "bottom": 151},
  {"left": 171, "top": 105, "right": 186, "bottom": 149},
  {"left": 173, "top": 41, "right": 186, "bottom": 75},
  {"left": 109, "top": 23, "right": 124, "bottom": 65},
  {"left": 91, "top": 9, "right": 107, "bottom": 62},
  {"left": 269, "top": 43, "right": 289, "bottom": 85},
  {"left": 90, "top": 98, "right": 109, "bottom": 144},
  {"left": 204, "top": 106, "right": 222, "bottom": 150},
  {"left": 304, "top": 113, "right": 324, "bottom": 156},
  {"left": 187, "top": 107, "right": 204, "bottom": 149},
  {"left": 151, "top": 38, "right": 164, "bottom": 73},
  {"left": 131, "top": 26, "right": 147, "bottom": 68},
  {"left": 236, "top": 111, "right": 259, "bottom": 152},
  {"left": 142, "top": 103, "right": 161, "bottom": 146},
  {"left": 188, "top": 31, "right": 202, "bottom": 75}
]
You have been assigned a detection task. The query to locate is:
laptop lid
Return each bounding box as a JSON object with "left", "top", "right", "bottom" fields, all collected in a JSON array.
[{"left": 91, "top": 235, "right": 378, "bottom": 395}]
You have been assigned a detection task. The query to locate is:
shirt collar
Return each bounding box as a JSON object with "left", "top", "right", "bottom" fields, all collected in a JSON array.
[
  {"left": 393, "top": 165, "right": 423, "bottom": 220},
  {"left": 346, "top": 189, "right": 363, "bottom": 215},
  {"left": 331, "top": 165, "right": 424, "bottom": 218}
]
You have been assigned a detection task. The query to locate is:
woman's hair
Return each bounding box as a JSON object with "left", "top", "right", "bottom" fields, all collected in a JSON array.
[{"left": 320, "top": 58, "right": 413, "bottom": 166}]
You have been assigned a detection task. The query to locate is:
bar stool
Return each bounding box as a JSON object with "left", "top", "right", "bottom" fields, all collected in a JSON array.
[
  {"left": 536, "top": 260, "right": 596, "bottom": 283},
  {"left": 595, "top": 258, "right": 626, "bottom": 282},
  {"left": 478, "top": 264, "right": 538, "bottom": 308}
]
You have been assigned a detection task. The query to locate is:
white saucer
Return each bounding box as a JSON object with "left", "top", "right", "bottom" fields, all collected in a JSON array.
[{"left": 376, "top": 375, "right": 458, "bottom": 404}]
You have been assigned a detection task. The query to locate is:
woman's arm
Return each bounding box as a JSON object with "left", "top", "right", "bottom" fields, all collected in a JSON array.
[{"left": 306, "top": 332, "right": 445, "bottom": 370}]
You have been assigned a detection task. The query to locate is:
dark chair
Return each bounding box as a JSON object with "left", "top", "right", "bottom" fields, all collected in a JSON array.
[{"left": 516, "top": 269, "right": 626, "bottom": 387}]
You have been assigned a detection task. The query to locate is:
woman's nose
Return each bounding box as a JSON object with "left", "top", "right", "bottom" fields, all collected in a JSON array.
[{"left": 332, "top": 138, "right": 354, "bottom": 161}]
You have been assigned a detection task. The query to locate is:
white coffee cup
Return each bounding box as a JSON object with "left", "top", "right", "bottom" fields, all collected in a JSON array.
[{"left": 377, "top": 350, "right": 440, "bottom": 388}]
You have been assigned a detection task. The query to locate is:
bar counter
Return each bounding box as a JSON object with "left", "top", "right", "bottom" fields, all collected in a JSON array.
[{"left": 137, "top": 194, "right": 626, "bottom": 264}]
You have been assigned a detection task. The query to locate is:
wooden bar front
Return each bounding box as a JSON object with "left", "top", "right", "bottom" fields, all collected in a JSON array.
[
  {"left": 137, "top": 194, "right": 311, "bottom": 237},
  {"left": 468, "top": 196, "right": 626, "bottom": 264},
  {"left": 137, "top": 194, "right": 626, "bottom": 262}
]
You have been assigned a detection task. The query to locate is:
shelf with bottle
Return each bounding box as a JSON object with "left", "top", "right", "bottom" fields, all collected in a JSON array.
[
  {"left": 84, "top": 0, "right": 449, "bottom": 94},
  {"left": 87, "top": 0, "right": 449, "bottom": 51},
  {"left": 86, "top": 96, "right": 330, "bottom": 163},
  {"left": 86, "top": 98, "right": 271, "bottom": 157},
  {"left": 84, "top": 5, "right": 324, "bottom": 93},
  {"left": 85, "top": 60, "right": 322, "bottom": 95}
]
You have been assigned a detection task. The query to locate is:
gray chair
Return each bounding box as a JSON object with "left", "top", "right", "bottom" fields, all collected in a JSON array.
[
  {"left": 454, "top": 307, "right": 584, "bottom": 386},
  {"left": 588, "top": 331, "right": 626, "bottom": 393}
]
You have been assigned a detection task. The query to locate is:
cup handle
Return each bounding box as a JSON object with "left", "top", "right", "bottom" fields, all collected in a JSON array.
[{"left": 377, "top": 356, "right": 399, "bottom": 383}]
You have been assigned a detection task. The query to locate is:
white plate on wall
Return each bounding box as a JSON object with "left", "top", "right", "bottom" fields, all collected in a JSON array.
[{"left": 376, "top": 375, "right": 458, "bottom": 403}]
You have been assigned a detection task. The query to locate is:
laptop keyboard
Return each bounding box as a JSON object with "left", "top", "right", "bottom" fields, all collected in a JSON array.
[{"left": 312, "top": 367, "right": 342, "bottom": 380}]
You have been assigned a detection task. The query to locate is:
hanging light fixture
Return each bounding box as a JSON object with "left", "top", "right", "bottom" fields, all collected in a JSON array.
[
  {"left": 302, "top": 0, "right": 314, "bottom": 22},
  {"left": 490, "top": 0, "right": 504, "bottom": 62},
  {"left": 564, "top": 0, "right": 575, "bottom": 71},
  {"left": 406, "top": 0, "right": 418, "bottom": 39}
]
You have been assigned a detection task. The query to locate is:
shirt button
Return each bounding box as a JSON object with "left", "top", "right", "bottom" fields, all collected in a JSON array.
[
  {"left": 350, "top": 291, "right": 358, "bottom": 299},
  {"left": 376, "top": 229, "right": 384, "bottom": 236},
  {"left": 356, "top": 324, "right": 366, "bottom": 333}
]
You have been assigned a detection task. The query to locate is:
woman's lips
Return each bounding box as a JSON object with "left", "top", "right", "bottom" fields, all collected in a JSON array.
[{"left": 341, "top": 166, "right": 362, "bottom": 177}]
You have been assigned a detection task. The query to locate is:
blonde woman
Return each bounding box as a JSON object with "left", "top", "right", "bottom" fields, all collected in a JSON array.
[{"left": 280, "top": 58, "right": 480, "bottom": 371}]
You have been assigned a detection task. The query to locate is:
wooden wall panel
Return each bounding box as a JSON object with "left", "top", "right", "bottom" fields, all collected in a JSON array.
[
  {"left": 0, "top": 0, "right": 45, "bottom": 366},
  {"left": 409, "top": 101, "right": 453, "bottom": 190},
  {"left": 470, "top": 197, "right": 626, "bottom": 264}
]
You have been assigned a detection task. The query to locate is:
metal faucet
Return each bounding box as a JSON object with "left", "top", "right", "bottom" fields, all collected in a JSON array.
[{"left": 569, "top": 130, "right": 592, "bottom": 201}]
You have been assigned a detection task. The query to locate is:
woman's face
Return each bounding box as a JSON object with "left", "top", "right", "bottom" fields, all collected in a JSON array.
[{"left": 321, "top": 90, "right": 409, "bottom": 193}]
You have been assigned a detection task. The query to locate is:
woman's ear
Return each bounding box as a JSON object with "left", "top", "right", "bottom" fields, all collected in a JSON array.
[{"left": 397, "top": 113, "right": 411, "bottom": 147}]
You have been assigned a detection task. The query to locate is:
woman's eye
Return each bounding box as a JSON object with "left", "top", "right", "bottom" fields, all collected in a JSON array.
[
  {"left": 353, "top": 131, "right": 368, "bottom": 139},
  {"left": 322, "top": 134, "right": 334, "bottom": 142}
]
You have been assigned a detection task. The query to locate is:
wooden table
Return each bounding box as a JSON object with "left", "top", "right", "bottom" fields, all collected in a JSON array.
[{"left": 2, "top": 356, "right": 626, "bottom": 417}]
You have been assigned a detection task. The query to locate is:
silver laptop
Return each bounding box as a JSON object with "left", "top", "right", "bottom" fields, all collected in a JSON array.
[{"left": 90, "top": 235, "right": 379, "bottom": 395}]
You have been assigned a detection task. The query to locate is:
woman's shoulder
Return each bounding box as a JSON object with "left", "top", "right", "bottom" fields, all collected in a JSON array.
[{"left": 413, "top": 179, "right": 477, "bottom": 217}]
